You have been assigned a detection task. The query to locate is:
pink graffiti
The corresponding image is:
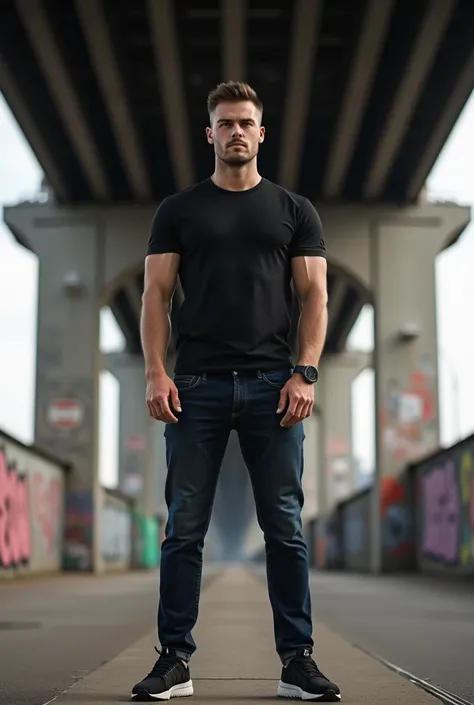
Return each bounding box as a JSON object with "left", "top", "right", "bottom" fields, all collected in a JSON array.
[
  {"left": 33, "top": 473, "right": 61, "bottom": 555},
  {"left": 470, "top": 475, "right": 474, "bottom": 534},
  {"left": 422, "top": 460, "right": 459, "bottom": 563},
  {"left": 0, "top": 449, "right": 31, "bottom": 567}
]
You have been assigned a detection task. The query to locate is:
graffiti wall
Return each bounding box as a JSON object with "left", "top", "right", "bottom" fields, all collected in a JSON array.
[
  {"left": 417, "top": 434, "right": 474, "bottom": 575},
  {"left": 132, "top": 511, "right": 160, "bottom": 568},
  {"left": 314, "top": 480, "right": 415, "bottom": 573},
  {"left": 381, "top": 356, "right": 438, "bottom": 467},
  {"left": 313, "top": 490, "right": 370, "bottom": 571},
  {"left": 63, "top": 489, "right": 93, "bottom": 570},
  {"left": 0, "top": 429, "right": 66, "bottom": 578},
  {"left": 340, "top": 490, "right": 371, "bottom": 571},
  {"left": 381, "top": 475, "right": 415, "bottom": 571},
  {"left": 101, "top": 489, "right": 132, "bottom": 569}
]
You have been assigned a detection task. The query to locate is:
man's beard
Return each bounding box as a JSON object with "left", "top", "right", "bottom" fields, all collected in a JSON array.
[{"left": 219, "top": 150, "right": 256, "bottom": 166}]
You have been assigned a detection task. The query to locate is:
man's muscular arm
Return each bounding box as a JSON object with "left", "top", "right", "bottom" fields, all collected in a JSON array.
[
  {"left": 140, "top": 253, "right": 181, "bottom": 423},
  {"left": 277, "top": 256, "right": 328, "bottom": 427},
  {"left": 292, "top": 255, "right": 328, "bottom": 367}
]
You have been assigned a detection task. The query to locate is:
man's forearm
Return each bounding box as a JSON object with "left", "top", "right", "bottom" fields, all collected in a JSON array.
[
  {"left": 140, "top": 292, "right": 171, "bottom": 379},
  {"left": 297, "top": 294, "right": 328, "bottom": 367}
]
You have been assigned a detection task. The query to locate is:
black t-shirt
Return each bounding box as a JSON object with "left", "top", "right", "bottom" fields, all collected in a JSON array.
[{"left": 147, "top": 177, "right": 326, "bottom": 373}]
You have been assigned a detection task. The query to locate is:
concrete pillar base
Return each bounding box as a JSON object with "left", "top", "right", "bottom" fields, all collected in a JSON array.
[{"left": 107, "top": 352, "right": 160, "bottom": 570}]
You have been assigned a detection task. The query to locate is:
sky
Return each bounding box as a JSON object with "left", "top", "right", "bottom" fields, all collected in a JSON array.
[{"left": 0, "top": 91, "right": 473, "bottom": 487}]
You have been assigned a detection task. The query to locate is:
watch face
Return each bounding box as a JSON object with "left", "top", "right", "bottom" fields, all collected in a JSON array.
[{"left": 305, "top": 366, "right": 318, "bottom": 382}]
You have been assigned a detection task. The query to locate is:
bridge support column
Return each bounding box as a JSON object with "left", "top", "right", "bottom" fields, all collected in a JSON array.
[
  {"left": 107, "top": 353, "right": 160, "bottom": 569},
  {"left": 316, "top": 352, "right": 369, "bottom": 567},
  {"left": 370, "top": 216, "right": 453, "bottom": 573},
  {"left": 319, "top": 352, "right": 370, "bottom": 508},
  {"left": 18, "top": 220, "right": 103, "bottom": 572}
]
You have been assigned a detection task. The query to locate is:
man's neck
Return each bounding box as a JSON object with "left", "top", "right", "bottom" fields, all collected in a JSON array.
[{"left": 211, "top": 161, "right": 262, "bottom": 192}]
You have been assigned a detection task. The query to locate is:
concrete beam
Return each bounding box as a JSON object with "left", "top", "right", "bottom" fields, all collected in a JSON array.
[
  {"left": 323, "top": 0, "right": 394, "bottom": 199},
  {"left": 323, "top": 350, "right": 372, "bottom": 373},
  {"left": 364, "top": 0, "right": 456, "bottom": 199},
  {"left": 75, "top": 0, "right": 152, "bottom": 201},
  {"left": 147, "top": 0, "right": 195, "bottom": 191},
  {"left": 222, "top": 0, "right": 246, "bottom": 81},
  {"left": 16, "top": 0, "right": 111, "bottom": 201},
  {"left": 407, "top": 50, "right": 474, "bottom": 202},
  {"left": 278, "top": 0, "right": 322, "bottom": 192},
  {"left": 0, "top": 56, "right": 68, "bottom": 202},
  {"left": 106, "top": 351, "right": 143, "bottom": 373}
]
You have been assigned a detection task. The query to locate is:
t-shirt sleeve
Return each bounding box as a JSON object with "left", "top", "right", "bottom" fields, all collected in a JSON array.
[
  {"left": 147, "top": 196, "right": 182, "bottom": 256},
  {"left": 289, "top": 198, "right": 326, "bottom": 258}
]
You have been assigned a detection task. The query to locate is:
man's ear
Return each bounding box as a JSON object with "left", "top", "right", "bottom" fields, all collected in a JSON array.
[{"left": 206, "top": 126, "right": 213, "bottom": 144}]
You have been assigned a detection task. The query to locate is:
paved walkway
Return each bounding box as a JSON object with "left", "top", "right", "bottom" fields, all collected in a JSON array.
[{"left": 50, "top": 567, "right": 440, "bottom": 704}]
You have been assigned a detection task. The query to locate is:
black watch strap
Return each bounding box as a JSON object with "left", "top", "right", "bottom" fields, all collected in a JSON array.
[{"left": 294, "top": 365, "right": 319, "bottom": 383}]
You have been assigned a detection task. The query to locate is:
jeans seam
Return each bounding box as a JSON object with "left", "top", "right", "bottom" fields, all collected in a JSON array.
[
  {"left": 192, "top": 465, "right": 219, "bottom": 625},
  {"left": 174, "top": 375, "right": 203, "bottom": 392},
  {"left": 260, "top": 371, "right": 292, "bottom": 389}
]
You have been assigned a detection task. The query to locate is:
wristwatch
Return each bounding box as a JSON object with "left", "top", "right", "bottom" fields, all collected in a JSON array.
[{"left": 294, "top": 365, "right": 319, "bottom": 384}]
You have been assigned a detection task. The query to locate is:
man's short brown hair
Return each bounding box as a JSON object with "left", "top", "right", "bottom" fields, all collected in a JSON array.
[{"left": 207, "top": 81, "right": 263, "bottom": 121}]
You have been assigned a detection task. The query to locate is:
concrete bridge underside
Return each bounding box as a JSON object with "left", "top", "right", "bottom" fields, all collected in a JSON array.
[{"left": 2, "top": 0, "right": 473, "bottom": 362}]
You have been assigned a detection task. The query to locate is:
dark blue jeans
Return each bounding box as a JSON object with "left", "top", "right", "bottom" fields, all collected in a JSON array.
[{"left": 158, "top": 368, "right": 313, "bottom": 663}]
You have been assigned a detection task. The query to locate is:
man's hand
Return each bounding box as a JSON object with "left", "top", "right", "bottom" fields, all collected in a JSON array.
[
  {"left": 277, "top": 373, "right": 314, "bottom": 427},
  {"left": 146, "top": 373, "right": 181, "bottom": 423}
]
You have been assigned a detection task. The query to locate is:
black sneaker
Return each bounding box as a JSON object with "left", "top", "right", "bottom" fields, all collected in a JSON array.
[
  {"left": 131, "top": 647, "right": 193, "bottom": 701},
  {"left": 278, "top": 650, "right": 341, "bottom": 701}
]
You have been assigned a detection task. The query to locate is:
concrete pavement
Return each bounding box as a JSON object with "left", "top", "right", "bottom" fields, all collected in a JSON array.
[
  {"left": 46, "top": 567, "right": 441, "bottom": 704},
  {"left": 0, "top": 567, "right": 219, "bottom": 705},
  {"left": 307, "top": 570, "right": 474, "bottom": 703}
]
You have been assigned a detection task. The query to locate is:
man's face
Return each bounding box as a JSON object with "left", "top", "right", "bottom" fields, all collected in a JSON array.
[{"left": 206, "top": 101, "right": 265, "bottom": 166}]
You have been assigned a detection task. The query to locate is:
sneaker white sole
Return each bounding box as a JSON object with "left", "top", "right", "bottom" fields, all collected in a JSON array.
[
  {"left": 277, "top": 681, "right": 341, "bottom": 701},
  {"left": 131, "top": 680, "right": 194, "bottom": 700}
]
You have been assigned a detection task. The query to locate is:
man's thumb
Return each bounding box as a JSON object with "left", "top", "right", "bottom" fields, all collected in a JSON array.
[
  {"left": 171, "top": 389, "right": 182, "bottom": 412},
  {"left": 277, "top": 388, "right": 287, "bottom": 413}
]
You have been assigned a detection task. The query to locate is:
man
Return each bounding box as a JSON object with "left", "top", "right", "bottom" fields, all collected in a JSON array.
[{"left": 132, "top": 81, "right": 341, "bottom": 703}]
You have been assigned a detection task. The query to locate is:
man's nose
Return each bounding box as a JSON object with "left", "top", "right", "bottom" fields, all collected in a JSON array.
[{"left": 231, "top": 124, "right": 244, "bottom": 138}]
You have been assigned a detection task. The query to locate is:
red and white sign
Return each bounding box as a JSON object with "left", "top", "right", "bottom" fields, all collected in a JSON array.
[
  {"left": 326, "top": 436, "right": 348, "bottom": 456},
  {"left": 125, "top": 433, "right": 145, "bottom": 452},
  {"left": 46, "top": 398, "right": 84, "bottom": 430}
]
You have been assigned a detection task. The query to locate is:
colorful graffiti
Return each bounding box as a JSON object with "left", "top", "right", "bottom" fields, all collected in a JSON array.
[
  {"left": 0, "top": 448, "right": 31, "bottom": 568},
  {"left": 343, "top": 515, "right": 364, "bottom": 557},
  {"left": 382, "top": 359, "right": 438, "bottom": 464},
  {"left": 315, "top": 534, "right": 326, "bottom": 568},
  {"left": 381, "top": 476, "right": 413, "bottom": 562},
  {"left": 341, "top": 491, "right": 371, "bottom": 570},
  {"left": 101, "top": 500, "right": 131, "bottom": 565},
  {"left": 421, "top": 446, "right": 474, "bottom": 567},
  {"left": 460, "top": 450, "right": 474, "bottom": 565},
  {"left": 63, "top": 489, "right": 93, "bottom": 570},
  {"left": 32, "top": 472, "right": 61, "bottom": 556},
  {"left": 315, "top": 512, "right": 342, "bottom": 569},
  {"left": 132, "top": 511, "right": 159, "bottom": 568}
]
